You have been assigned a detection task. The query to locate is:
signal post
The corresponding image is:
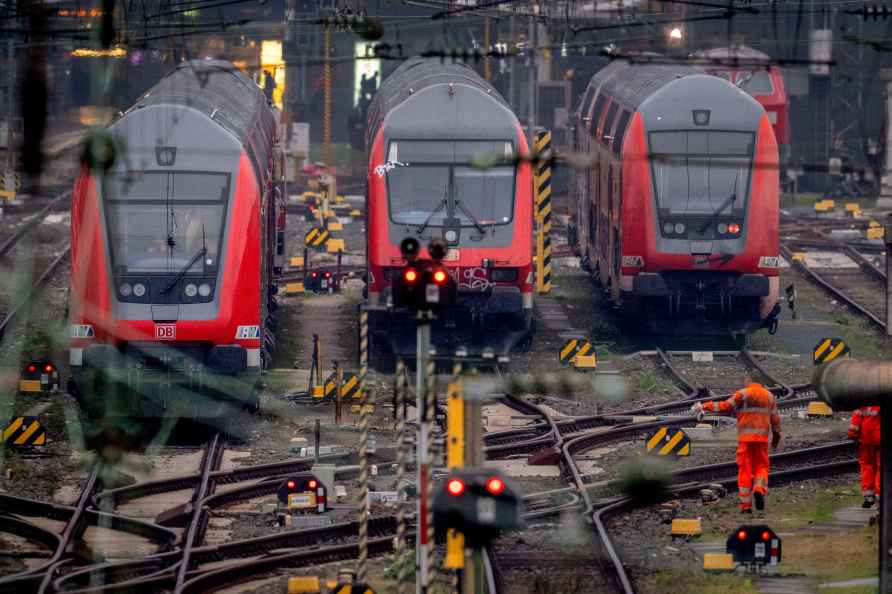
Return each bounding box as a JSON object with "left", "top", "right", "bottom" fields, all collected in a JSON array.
[{"left": 390, "top": 236, "right": 458, "bottom": 594}]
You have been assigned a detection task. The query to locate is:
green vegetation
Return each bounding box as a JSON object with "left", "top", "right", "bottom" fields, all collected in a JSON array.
[
  {"left": 637, "top": 570, "right": 758, "bottom": 594},
  {"left": 782, "top": 527, "right": 877, "bottom": 583}
]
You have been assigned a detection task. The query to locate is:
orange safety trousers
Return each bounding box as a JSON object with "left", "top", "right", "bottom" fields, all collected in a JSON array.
[
  {"left": 737, "top": 441, "right": 769, "bottom": 511},
  {"left": 859, "top": 442, "right": 881, "bottom": 498}
]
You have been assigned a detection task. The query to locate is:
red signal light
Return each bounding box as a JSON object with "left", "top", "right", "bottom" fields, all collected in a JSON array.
[
  {"left": 26, "top": 364, "right": 36, "bottom": 373},
  {"left": 447, "top": 478, "right": 465, "bottom": 496},
  {"left": 311, "top": 271, "right": 318, "bottom": 278},
  {"left": 432, "top": 269, "right": 448, "bottom": 284},
  {"left": 404, "top": 268, "right": 418, "bottom": 283},
  {"left": 43, "top": 364, "right": 54, "bottom": 373},
  {"left": 737, "top": 530, "right": 748, "bottom": 541},
  {"left": 286, "top": 480, "right": 296, "bottom": 490},
  {"left": 324, "top": 272, "right": 331, "bottom": 278},
  {"left": 762, "top": 531, "right": 771, "bottom": 541},
  {"left": 486, "top": 477, "right": 505, "bottom": 495},
  {"left": 308, "top": 479, "right": 318, "bottom": 489},
  {"left": 728, "top": 223, "right": 741, "bottom": 234}
]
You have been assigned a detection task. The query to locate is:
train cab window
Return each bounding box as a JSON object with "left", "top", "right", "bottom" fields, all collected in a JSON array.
[
  {"left": 103, "top": 171, "right": 229, "bottom": 275},
  {"left": 602, "top": 103, "right": 619, "bottom": 146},
  {"left": 649, "top": 130, "right": 754, "bottom": 216},
  {"left": 579, "top": 86, "right": 596, "bottom": 121},
  {"left": 735, "top": 70, "right": 774, "bottom": 96},
  {"left": 385, "top": 140, "right": 516, "bottom": 228},
  {"left": 612, "top": 111, "right": 631, "bottom": 156}
]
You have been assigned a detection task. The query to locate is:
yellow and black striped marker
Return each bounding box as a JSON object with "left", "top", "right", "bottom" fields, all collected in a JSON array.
[
  {"left": 813, "top": 337, "right": 850, "bottom": 365},
  {"left": 3, "top": 417, "right": 46, "bottom": 447},
  {"left": 324, "top": 371, "right": 363, "bottom": 400},
  {"left": 305, "top": 227, "right": 330, "bottom": 248},
  {"left": 645, "top": 427, "right": 690, "bottom": 456},
  {"left": 533, "top": 130, "right": 552, "bottom": 294},
  {"left": 559, "top": 339, "right": 593, "bottom": 367}
]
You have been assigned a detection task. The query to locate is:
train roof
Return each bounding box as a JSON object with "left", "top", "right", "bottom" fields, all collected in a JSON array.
[
  {"left": 691, "top": 45, "right": 771, "bottom": 64},
  {"left": 586, "top": 61, "right": 704, "bottom": 112},
  {"left": 366, "top": 58, "right": 517, "bottom": 150},
  {"left": 117, "top": 60, "right": 277, "bottom": 182}
]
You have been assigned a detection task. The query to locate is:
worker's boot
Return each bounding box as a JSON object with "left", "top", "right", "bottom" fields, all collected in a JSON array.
[
  {"left": 863, "top": 495, "right": 876, "bottom": 509},
  {"left": 754, "top": 491, "right": 765, "bottom": 511}
]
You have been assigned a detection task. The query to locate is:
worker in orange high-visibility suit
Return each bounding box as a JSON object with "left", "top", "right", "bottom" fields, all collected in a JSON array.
[
  {"left": 848, "top": 406, "right": 881, "bottom": 508},
  {"left": 692, "top": 377, "right": 781, "bottom": 513}
]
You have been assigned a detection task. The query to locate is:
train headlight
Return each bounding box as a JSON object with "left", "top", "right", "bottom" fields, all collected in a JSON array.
[
  {"left": 717, "top": 223, "right": 728, "bottom": 234},
  {"left": 663, "top": 222, "right": 674, "bottom": 235},
  {"left": 119, "top": 283, "right": 133, "bottom": 297},
  {"left": 133, "top": 283, "right": 146, "bottom": 297},
  {"left": 674, "top": 222, "right": 686, "bottom": 235},
  {"left": 184, "top": 283, "right": 198, "bottom": 297},
  {"left": 198, "top": 283, "right": 212, "bottom": 297},
  {"left": 728, "top": 223, "right": 741, "bottom": 234}
]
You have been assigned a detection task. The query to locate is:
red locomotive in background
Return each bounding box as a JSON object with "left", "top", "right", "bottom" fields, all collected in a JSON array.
[
  {"left": 692, "top": 46, "right": 790, "bottom": 160},
  {"left": 68, "top": 60, "right": 283, "bottom": 419},
  {"left": 363, "top": 58, "right": 535, "bottom": 366},
  {"left": 569, "top": 61, "right": 781, "bottom": 335}
]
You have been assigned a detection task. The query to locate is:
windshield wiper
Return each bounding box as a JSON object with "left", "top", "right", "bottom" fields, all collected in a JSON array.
[
  {"left": 455, "top": 199, "right": 486, "bottom": 235},
  {"left": 415, "top": 198, "right": 447, "bottom": 235},
  {"left": 699, "top": 168, "right": 741, "bottom": 233},
  {"left": 163, "top": 224, "right": 207, "bottom": 294}
]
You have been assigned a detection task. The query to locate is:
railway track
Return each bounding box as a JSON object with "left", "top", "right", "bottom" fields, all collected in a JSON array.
[
  {"left": 487, "top": 347, "right": 839, "bottom": 594},
  {"left": 781, "top": 236, "right": 888, "bottom": 331},
  {"left": 0, "top": 244, "right": 70, "bottom": 338}
]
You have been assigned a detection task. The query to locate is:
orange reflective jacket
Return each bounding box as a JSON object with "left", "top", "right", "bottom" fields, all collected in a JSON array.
[
  {"left": 703, "top": 383, "right": 781, "bottom": 443},
  {"left": 848, "top": 406, "right": 881, "bottom": 445}
]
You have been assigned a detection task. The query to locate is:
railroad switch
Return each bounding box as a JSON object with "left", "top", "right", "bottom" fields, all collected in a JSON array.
[{"left": 659, "top": 500, "right": 680, "bottom": 523}]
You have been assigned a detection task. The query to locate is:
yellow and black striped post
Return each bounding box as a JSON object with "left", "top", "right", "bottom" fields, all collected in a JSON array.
[
  {"left": 445, "top": 360, "right": 465, "bottom": 573},
  {"left": 394, "top": 359, "right": 408, "bottom": 594},
  {"left": 534, "top": 130, "right": 552, "bottom": 294},
  {"left": 355, "top": 311, "right": 370, "bottom": 583}
]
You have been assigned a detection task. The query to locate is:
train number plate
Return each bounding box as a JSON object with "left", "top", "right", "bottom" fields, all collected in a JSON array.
[
  {"left": 155, "top": 324, "right": 176, "bottom": 340},
  {"left": 477, "top": 498, "right": 496, "bottom": 524},
  {"left": 287, "top": 493, "right": 314, "bottom": 509}
]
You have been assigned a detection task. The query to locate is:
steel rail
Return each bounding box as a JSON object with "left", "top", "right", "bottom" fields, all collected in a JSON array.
[
  {"left": 0, "top": 190, "right": 71, "bottom": 258},
  {"left": 92, "top": 453, "right": 347, "bottom": 508},
  {"left": 780, "top": 241, "right": 886, "bottom": 330},
  {"left": 174, "top": 433, "right": 225, "bottom": 594},
  {"left": 5, "top": 463, "right": 102, "bottom": 594},
  {"left": 0, "top": 492, "right": 177, "bottom": 547},
  {"left": 0, "top": 245, "right": 71, "bottom": 338}
]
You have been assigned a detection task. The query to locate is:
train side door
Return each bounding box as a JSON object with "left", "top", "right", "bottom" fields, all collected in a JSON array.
[{"left": 599, "top": 102, "right": 618, "bottom": 288}]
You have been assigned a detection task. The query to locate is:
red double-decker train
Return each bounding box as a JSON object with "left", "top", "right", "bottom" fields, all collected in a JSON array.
[
  {"left": 363, "top": 58, "right": 534, "bottom": 365},
  {"left": 569, "top": 61, "right": 781, "bottom": 335},
  {"left": 68, "top": 60, "right": 283, "bottom": 419}
]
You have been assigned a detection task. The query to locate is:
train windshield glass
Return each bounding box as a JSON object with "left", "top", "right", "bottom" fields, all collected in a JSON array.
[
  {"left": 386, "top": 140, "right": 515, "bottom": 227},
  {"left": 103, "top": 172, "right": 229, "bottom": 274},
  {"left": 649, "top": 131, "right": 754, "bottom": 216}
]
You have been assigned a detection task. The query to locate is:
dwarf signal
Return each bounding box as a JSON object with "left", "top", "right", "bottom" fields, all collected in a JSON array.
[
  {"left": 392, "top": 238, "right": 457, "bottom": 311},
  {"left": 433, "top": 468, "right": 523, "bottom": 546},
  {"left": 277, "top": 475, "right": 328, "bottom": 513},
  {"left": 726, "top": 524, "right": 781, "bottom": 566}
]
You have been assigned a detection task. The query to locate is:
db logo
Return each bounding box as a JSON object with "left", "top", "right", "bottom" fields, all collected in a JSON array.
[{"left": 155, "top": 324, "right": 176, "bottom": 340}]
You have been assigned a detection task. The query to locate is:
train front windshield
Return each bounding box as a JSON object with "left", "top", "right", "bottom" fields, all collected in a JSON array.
[
  {"left": 649, "top": 131, "right": 754, "bottom": 217},
  {"left": 385, "top": 140, "right": 515, "bottom": 228},
  {"left": 103, "top": 172, "right": 229, "bottom": 274}
]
